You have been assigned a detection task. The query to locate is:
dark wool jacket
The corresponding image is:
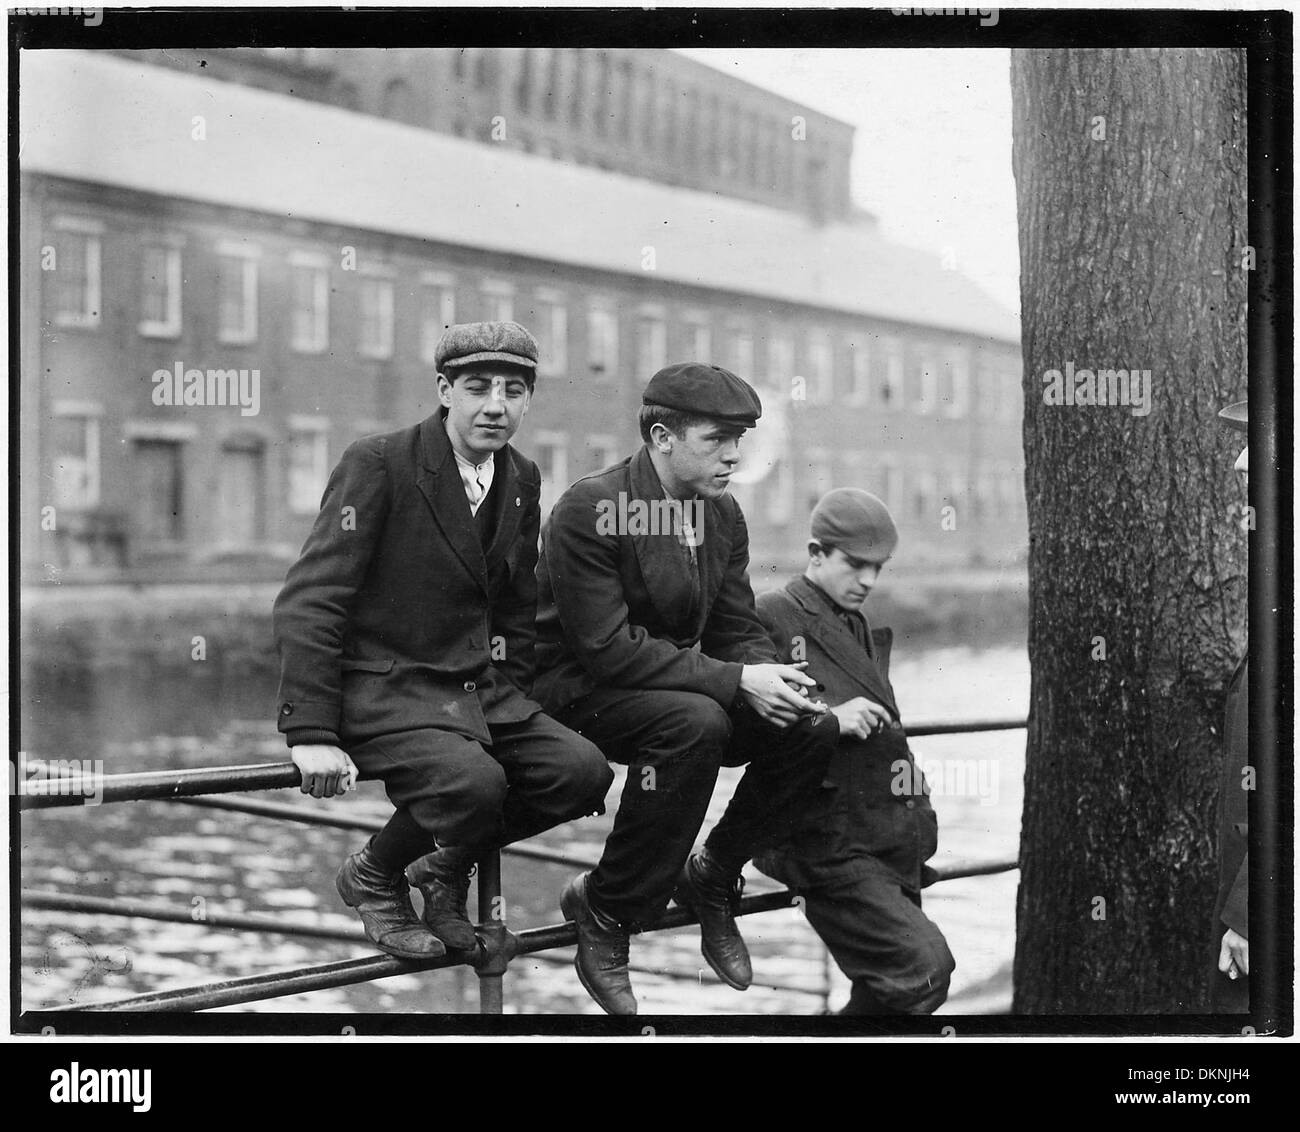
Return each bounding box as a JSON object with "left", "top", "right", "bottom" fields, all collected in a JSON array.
[
  {"left": 273, "top": 413, "right": 543, "bottom": 749},
  {"left": 533, "top": 445, "right": 777, "bottom": 715},
  {"left": 752, "top": 575, "right": 939, "bottom": 891}
]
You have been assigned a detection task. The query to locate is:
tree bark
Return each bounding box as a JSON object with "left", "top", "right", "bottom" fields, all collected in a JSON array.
[{"left": 1010, "top": 48, "right": 1248, "bottom": 1013}]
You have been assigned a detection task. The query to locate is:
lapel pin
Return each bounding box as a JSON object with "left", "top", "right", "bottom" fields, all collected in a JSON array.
[{"left": 515, "top": 497, "right": 521, "bottom": 506}]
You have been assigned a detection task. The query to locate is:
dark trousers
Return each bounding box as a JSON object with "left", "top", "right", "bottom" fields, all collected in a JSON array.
[
  {"left": 555, "top": 688, "right": 832, "bottom": 929},
  {"left": 348, "top": 712, "right": 613, "bottom": 860},
  {"left": 796, "top": 867, "right": 955, "bottom": 1014}
]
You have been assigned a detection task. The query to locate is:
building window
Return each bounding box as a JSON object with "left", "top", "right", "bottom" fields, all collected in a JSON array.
[
  {"left": 940, "top": 348, "right": 970, "bottom": 418},
  {"left": 358, "top": 274, "right": 395, "bottom": 360},
  {"left": 587, "top": 303, "right": 618, "bottom": 377},
  {"left": 420, "top": 271, "right": 457, "bottom": 364},
  {"left": 877, "top": 336, "right": 904, "bottom": 408},
  {"left": 584, "top": 433, "right": 621, "bottom": 475},
  {"left": 913, "top": 349, "right": 937, "bottom": 416},
  {"left": 637, "top": 310, "right": 668, "bottom": 377},
  {"left": 914, "top": 470, "right": 937, "bottom": 522},
  {"left": 50, "top": 218, "right": 102, "bottom": 328},
  {"left": 684, "top": 314, "right": 711, "bottom": 361},
  {"left": 132, "top": 437, "right": 186, "bottom": 542},
  {"left": 974, "top": 473, "right": 995, "bottom": 522},
  {"left": 805, "top": 329, "right": 833, "bottom": 404},
  {"left": 945, "top": 471, "right": 967, "bottom": 515},
  {"left": 530, "top": 291, "right": 568, "bottom": 375},
  {"left": 880, "top": 458, "right": 903, "bottom": 516},
  {"left": 218, "top": 434, "right": 267, "bottom": 545},
  {"left": 846, "top": 338, "right": 871, "bottom": 406},
  {"left": 217, "top": 244, "right": 259, "bottom": 345},
  {"left": 768, "top": 331, "right": 795, "bottom": 389},
  {"left": 533, "top": 430, "right": 568, "bottom": 517},
  {"left": 138, "top": 242, "right": 182, "bottom": 338},
  {"left": 482, "top": 279, "right": 514, "bottom": 323},
  {"left": 290, "top": 255, "right": 330, "bottom": 354},
  {"left": 728, "top": 326, "right": 755, "bottom": 380},
  {"left": 288, "top": 420, "right": 330, "bottom": 514},
  {"left": 51, "top": 407, "right": 101, "bottom": 510}
]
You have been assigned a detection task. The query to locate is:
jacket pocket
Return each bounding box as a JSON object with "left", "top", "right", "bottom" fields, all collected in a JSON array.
[{"left": 340, "top": 658, "right": 395, "bottom": 673}]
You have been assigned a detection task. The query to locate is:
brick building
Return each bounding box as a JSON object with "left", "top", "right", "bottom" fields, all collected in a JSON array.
[{"left": 20, "top": 49, "right": 1024, "bottom": 584}]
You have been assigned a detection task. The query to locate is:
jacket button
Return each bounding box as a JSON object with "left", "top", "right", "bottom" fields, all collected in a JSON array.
[
  {"left": 905, "top": 799, "right": 916, "bottom": 809},
  {"left": 280, "top": 704, "right": 294, "bottom": 716},
  {"left": 463, "top": 680, "right": 477, "bottom": 692}
]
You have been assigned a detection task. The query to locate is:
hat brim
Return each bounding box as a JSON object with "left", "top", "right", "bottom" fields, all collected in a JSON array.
[
  {"left": 1217, "top": 401, "right": 1248, "bottom": 432},
  {"left": 442, "top": 351, "right": 537, "bottom": 371}
]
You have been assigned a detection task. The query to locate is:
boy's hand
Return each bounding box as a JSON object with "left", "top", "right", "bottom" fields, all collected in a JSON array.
[
  {"left": 830, "top": 697, "right": 892, "bottom": 740},
  {"left": 291, "top": 744, "right": 359, "bottom": 799},
  {"left": 740, "top": 662, "right": 824, "bottom": 727}
]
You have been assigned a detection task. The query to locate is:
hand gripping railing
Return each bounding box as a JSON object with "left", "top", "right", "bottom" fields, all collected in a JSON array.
[{"left": 18, "top": 717, "right": 1025, "bottom": 1015}]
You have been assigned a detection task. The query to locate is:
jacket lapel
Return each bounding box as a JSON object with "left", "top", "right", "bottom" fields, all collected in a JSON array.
[
  {"left": 483, "top": 446, "right": 528, "bottom": 568},
  {"left": 788, "top": 576, "right": 898, "bottom": 716},
  {"left": 415, "top": 415, "right": 488, "bottom": 593},
  {"left": 628, "top": 448, "right": 699, "bottom": 627}
]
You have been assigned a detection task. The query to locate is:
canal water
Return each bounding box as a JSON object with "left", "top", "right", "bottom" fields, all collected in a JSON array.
[{"left": 19, "top": 644, "right": 1028, "bottom": 1016}]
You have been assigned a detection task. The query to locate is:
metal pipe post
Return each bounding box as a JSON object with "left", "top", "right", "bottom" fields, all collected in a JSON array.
[{"left": 475, "top": 849, "right": 505, "bottom": 1014}]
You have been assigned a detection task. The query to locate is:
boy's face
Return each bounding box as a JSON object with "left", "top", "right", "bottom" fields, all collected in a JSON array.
[
  {"left": 808, "top": 543, "right": 888, "bottom": 611},
  {"left": 656, "top": 419, "right": 746, "bottom": 499},
  {"left": 438, "top": 365, "right": 532, "bottom": 461}
]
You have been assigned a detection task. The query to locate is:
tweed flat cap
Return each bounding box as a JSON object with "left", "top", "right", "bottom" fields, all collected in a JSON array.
[
  {"left": 642, "top": 362, "right": 762, "bottom": 425},
  {"left": 811, "top": 488, "right": 899, "bottom": 561},
  {"left": 436, "top": 321, "right": 539, "bottom": 372},
  {"left": 1217, "top": 400, "right": 1248, "bottom": 433}
]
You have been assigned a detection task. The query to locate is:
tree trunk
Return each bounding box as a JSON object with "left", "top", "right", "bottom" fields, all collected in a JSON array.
[{"left": 1010, "top": 48, "right": 1248, "bottom": 1013}]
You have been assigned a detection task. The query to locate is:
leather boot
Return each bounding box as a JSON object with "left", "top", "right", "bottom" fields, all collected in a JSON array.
[
  {"left": 673, "top": 845, "right": 752, "bottom": 990},
  {"left": 560, "top": 872, "right": 637, "bottom": 1015},
  {"left": 335, "top": 837, "right": 446, "bottom": 961},
  {"left": 407, "top": 846, "right": 479, "bottom": 951}
]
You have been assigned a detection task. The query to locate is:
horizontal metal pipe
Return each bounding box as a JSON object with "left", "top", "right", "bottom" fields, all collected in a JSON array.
[
  {"left": 23, "top": 890, "right": 368, "bottom": 945},
  {"left": 46, "top": 951, "right": 472, "bottom": 1013},
  {"left": 21, "top": 717, "right": 1027, "bottom": 810},
  {"left": 930, "top": 858, "right": 1019, "bottom": 881},
  {"left": 19, "top": 762, "right": 302, "bottom": 810},
  {"left": 904, "top": 719, "right": 1026, "bottom": 737},
  {"left": 34, "top": 859, "right": 1019, "bottom": 1013}
]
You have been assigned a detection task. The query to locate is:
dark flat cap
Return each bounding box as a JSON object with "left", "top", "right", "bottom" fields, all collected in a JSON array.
[
  {"left": 642, "top": 362, "right": 762, "bottom": 425},
  {"left": 811, "top": 488, "right": 898, "bottom": 561},
  {"left": 1218, "top": 400, "right": 1247, "bottom": 433},
  {"left": 436, "top": 321, "right": 538, "bottom": 372}
]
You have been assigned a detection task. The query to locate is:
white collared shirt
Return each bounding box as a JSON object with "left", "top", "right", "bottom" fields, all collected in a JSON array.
[{"left": 452, "top": 446, "right": 495, "bottom": 515}]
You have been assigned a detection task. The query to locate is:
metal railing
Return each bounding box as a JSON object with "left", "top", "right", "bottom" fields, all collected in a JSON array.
[{"left": 19, "top": 718, "right": 1024, "bottom": 1016}]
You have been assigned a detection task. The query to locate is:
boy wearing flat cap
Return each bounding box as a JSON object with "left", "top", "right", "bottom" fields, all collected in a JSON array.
[
  {"left": 752, "top": 489, "right": 955, "bottom": 1013},
  {"left": 535, "top": 361, "right": 833, "bottom": 1014},
  {"left": 273, "top": 321, "right": 612, "bottom": 961}
]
